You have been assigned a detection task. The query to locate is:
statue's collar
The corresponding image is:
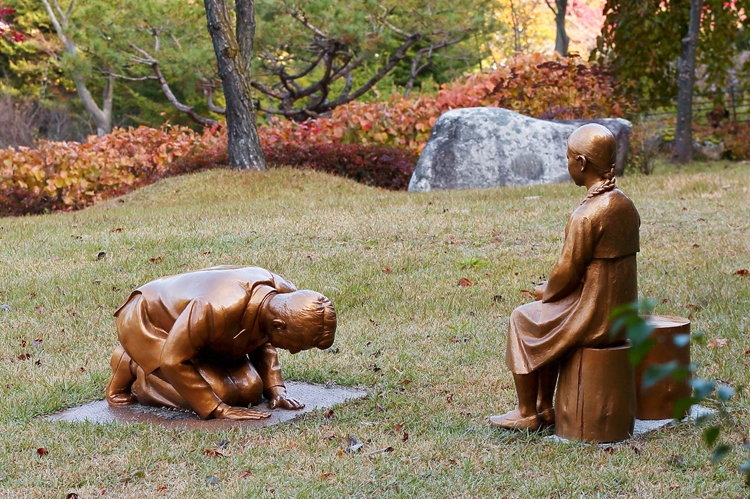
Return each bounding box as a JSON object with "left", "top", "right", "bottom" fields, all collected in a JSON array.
[{"left": 235, "top": 285, "right": 276, "bottom": 351}]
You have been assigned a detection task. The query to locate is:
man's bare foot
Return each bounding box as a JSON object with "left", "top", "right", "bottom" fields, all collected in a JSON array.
[
  {"left": 106, "top": 391, "right": 137, "bottom": 406},
  {"left": 489, "top": 408, "right": 541, "bottom": 430},
  {"left": 106, "top": 345, "right": 137, "bottom": 407}
]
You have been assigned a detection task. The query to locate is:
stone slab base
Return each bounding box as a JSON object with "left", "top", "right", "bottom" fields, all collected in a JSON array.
[
  {"left": 544, "top": 405, "right": 717, "bottom": 445},
  {"left": 45, "top": 382, "right": 367, "bottom": 430}
]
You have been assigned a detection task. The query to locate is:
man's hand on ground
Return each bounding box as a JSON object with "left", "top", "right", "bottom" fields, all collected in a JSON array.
[
  {"left": 269, "top": 393, "right": 305, "bottom": 410},
  {"left": 211, "top": 402, "right": 271, "bottom": 420}
]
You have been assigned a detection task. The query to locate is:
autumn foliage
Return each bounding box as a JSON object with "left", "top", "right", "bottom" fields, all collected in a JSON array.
[
  {"left": 1, "top": 54, "right": 631, "bottom": 216},
  {"left": 0, "top": 126, "right": 225, "bottom": 216},
  {"left": 266, "top": 144, "right": 417, "bottom": 191},
  {"left": 261, "top": 53, "right": 633, "bottom": 155}
]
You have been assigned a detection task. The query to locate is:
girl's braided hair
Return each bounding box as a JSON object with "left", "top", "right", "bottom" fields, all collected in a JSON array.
[{"left": 567, "top": 124, "right": 617, "bottom": 205}]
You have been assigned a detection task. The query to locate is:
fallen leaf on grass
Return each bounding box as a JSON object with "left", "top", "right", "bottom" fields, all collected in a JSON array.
[
  {"left": 325, "top": 409, "right": 335, "bottom": 419},
  {"left": 692, "top": 244, "right": 700, "bottom": 249},
  {"left": 383, "top": 266, "right": 392, "bottom": 274},
  {"left": 493, "top": 294, "right": 503, "bottom": 302},
  {"left": 203, "top": 448, "right": 225, "bottom": 458},
  {"left": 155, "top": 485, "right": 167, "bottom": 492},
  {"left": 35, "top": 306, "right": 44, "bottom": 313},
  {"left": 520, "top": 290, "right": 534, "bottom": 299},
  {"left": 149, "top": 256, "right": 163, "bottom": 264},
  {"left": 737, "top": 269, "right": 749, "bottom": 276},
  {"left": 394, "top": 423, "right": 404, "bottom": 433},
  {"left": 707, "top": 338, "right": 728, "bottom": 348},
  {"left": 402, "top": 432, "right": 409, "bottom": 442},
  {"left": 345, "top": 436, "right": 364, "bottom": 453},
  {"left": 111, "top": 227, "right": 123, "bottom": 233},
  {"left": 376, "top": 403, "right": 384, "bottom": 412},
  {"left": 79, "top": 367, "right": 87, "bottom": 373},
  {"left": 668, "top": 455, "right": 685, "bottom": 467},
  {"left": 451, "top": 336, "right": 471, "bottom": 343},
  {"left": 367, "top": 447, "right": 394, "bottom": 457},
  {"left": 201, "top": 251, "right": 212, "bottom": 256},
  {"left": 238, "top": 471, "right": 253, "bottom": 479},
  {"left": 320, "top": 472, "right": 334, "bottom": 479},
  {"left": 36, "top": 447, "right": 48, "bottom": 456},
  {"left": 97, "top": 251, "right": 107, "bottom": 260},
  {"left": 65, "top": 494, "right": 79, "bottom": 499},
  {"left": 92, "top": 280, "right": 101, "bottom": 285},
  {"left": 457, "top": 278, "right": 472, "bottom": 287}
]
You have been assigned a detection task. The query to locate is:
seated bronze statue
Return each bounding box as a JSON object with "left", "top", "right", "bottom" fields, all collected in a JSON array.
[
  {"left": 106, "top": 266, "right": 336, "bottom": 420},
  {"left": 490, "top": 124, "right": 640, "bottom": 430}
]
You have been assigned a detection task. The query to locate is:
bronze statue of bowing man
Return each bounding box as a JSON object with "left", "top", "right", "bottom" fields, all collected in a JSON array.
[
  {"left": 106, "top": 265, "right": 336, "bottom": 420},
  {"left": 490, "top": 124, "right": 640, "bottom": 430}
]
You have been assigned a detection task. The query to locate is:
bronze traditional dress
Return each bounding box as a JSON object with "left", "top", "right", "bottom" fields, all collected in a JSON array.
[
  {"left": 113, "top": 266, "right": 297, "bottom": 418},
  {"left": 505, "top": 187, "right": 640, "bottom": 375}
]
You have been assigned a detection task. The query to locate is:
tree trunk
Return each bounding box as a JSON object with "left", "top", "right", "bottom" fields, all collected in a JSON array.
[
  {"left": 204, "top": 0, "right": 266, "bottom": 170},
  {"left": 554, "top": 0, "right": 568, "bottom": 56},
  {"left": 40, "top": 0, "right": 112, "bottom": 136},
  {"left": 674, "top": 0, "right": 703, "bottom": 164}
]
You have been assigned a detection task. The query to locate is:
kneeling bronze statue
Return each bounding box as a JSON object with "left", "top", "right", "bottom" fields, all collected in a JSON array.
[{"left": 106, "top": 266, "right": 336, "bottom": 420}]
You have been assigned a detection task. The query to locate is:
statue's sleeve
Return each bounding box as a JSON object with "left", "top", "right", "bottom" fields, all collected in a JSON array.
[
  {"left": 159, "top": 297, "right": 223, "bottom": 418},
  {"left": 543, "top": 214, "right": 595, "bottom": 303},
  {"left": 270, "top": 273, "right": 297, "bottom": 293},
  {"left": 249, "top": 342, "right": 285, "bottom": 398}
]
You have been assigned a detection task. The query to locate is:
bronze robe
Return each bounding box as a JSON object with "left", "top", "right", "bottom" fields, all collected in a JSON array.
[
  {"left": 506, "top": 187, "right": 640, "bottom": 375},
  {"left": 114, "top": 265, "right": 297, "bottom": 418}
]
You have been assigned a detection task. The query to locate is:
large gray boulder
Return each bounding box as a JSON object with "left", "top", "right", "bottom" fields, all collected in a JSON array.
[{"left": 408, "top": 107, "right": 632, "bottom": 192}]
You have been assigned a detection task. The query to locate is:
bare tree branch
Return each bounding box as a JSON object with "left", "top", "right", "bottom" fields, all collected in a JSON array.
[
  {"left": 128, "top": 42, "right": 218, "bottom": 127},
  {"left": 376, "top": 3, "right": 414, "bottom": 39},
  {"left": 404, "top": 36, "right": 462, "bottom": 97},
  {"left": 544, "top": 0, "right": 558, "bottom": 15},
  {"left": 282, "top": 0, "right": 327, "bottom": 38},
  {"left": 201, "top": 80, "right": 226, "bottom": 114},
  {"left": 64, "top": 0, "right": 75, "bottom": 23},
  {"left": 170, "top": 32, "right": 182, "bottom": 50},
  {"left": 325, "top": 33, "right": 420, "bottom": 107},
  {"left": 106, "top": 72, "right": 158, "bottom": 82}
]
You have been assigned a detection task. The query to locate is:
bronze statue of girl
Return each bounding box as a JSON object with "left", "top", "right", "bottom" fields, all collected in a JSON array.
[{"left": 490, "top": 124, "right": 640, "bottom": 430}]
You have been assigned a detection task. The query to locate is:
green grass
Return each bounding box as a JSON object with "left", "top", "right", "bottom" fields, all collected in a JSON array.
[{"left": 0, "top": 162, "right": 749, "bottom": 498}]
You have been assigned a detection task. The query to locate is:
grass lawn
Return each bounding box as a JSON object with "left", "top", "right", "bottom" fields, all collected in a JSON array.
[{"left": 1, "top": 161, "right": 749, "bottom": 498}]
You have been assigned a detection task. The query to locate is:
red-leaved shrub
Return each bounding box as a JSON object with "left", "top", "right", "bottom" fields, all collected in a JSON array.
[
  {"left": 260, "top": 53, "right": 632, "bottom": 155},
  {"left": 265, "top": 143, "right": 417, "bottom": 190}
]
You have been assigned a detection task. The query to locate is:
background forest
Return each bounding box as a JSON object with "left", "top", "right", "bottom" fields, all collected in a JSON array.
[{"left": 2, "top": 0, "right": 750, "bottom": 214}]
